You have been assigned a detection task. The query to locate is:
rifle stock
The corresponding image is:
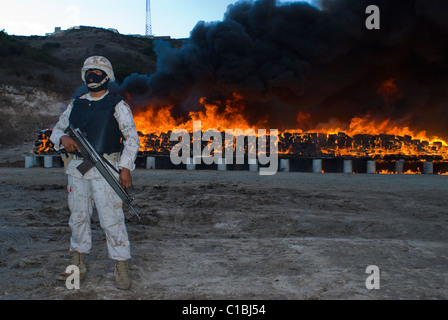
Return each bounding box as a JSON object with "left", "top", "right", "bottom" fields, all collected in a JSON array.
[{"left": 65, "top": 125, "right": 140, "bottom": 220}]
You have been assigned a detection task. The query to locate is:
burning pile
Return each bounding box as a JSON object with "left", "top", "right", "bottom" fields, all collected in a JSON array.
[{"left": 134, "top": 98, "right": 448, "bottom": 161}]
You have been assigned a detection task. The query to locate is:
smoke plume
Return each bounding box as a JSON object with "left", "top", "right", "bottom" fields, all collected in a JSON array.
[{"left": 112, "top": 0, "right": 448, "bottom": 137}]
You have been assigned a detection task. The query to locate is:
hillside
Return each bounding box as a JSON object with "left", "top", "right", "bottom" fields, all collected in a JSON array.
[
  {"left": 0, "top": 26, "right": 185, "bottom": 95},
  {"left": 0, "top": 27, "right": 183, "bottom": 149}
]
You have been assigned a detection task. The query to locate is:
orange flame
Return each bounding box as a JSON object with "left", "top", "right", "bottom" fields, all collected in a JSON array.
[{"left": 134, "top": 93, "right": 261, "bottom": 135}]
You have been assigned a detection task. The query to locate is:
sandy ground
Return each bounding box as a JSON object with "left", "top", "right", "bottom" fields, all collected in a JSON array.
[{"left": 0, "top": 149, "right": 447, "bottom": 300}]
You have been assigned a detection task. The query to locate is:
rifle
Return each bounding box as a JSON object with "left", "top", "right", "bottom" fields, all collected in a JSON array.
[{"left": 65, "top": 125, "right": 140, "bottom": 220}]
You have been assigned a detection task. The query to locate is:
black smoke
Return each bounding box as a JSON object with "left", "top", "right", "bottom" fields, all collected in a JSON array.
[{"left": 112, "top": 0, "right": 448, "bottom": 137}]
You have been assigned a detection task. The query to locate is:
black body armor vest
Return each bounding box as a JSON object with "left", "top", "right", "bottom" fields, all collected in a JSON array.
[{"left": 69, "top": 93, "right": 124, "bottom": 155}]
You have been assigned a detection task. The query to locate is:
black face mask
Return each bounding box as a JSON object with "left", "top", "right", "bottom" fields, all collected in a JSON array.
[{"left": 85, "top": 70, "right": 109, "bottom": 92}]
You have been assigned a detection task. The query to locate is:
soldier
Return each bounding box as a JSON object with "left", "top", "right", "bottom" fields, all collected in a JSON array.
[{"left": 50, "top": 56, "right": 140, "bottom": 290}]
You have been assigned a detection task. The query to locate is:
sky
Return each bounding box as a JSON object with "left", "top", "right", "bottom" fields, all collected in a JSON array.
[{"left": 0, "top": 0, "right": 313, "bottom": 39}]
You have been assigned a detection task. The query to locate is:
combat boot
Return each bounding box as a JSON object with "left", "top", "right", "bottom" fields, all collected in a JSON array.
[
  {"left": 57, "top": 251, "right": 87, "bottom": 281},
  {"left": 72, "top": 252, "right": 87, "bottom": 279},
  {"left": 114, "top": 260, "right": 131, "bottom": 290}
]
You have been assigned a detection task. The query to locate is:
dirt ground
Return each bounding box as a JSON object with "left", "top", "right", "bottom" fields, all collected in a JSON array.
[{"left": 0, "top": 150, "right": 447, "bottom": 300}]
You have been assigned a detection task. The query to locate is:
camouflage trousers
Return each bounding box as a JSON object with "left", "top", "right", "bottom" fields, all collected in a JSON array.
[{"left": 67, "top": 174, "right": 131, "bottom": 261}]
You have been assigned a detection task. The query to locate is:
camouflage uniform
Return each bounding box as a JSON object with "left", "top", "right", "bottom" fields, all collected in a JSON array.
[{"left": 50, "top": 91, "right": 140, "bottom": 261}]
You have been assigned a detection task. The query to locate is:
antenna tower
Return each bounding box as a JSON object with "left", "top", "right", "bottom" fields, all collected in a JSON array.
[{"left": 146, "top": 0, "right": 153, "bottom": 36}]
